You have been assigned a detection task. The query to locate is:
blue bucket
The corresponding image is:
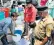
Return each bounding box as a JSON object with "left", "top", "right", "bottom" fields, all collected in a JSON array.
[{"left": 14, "top": 30, "right": 22, "bottom": 35}]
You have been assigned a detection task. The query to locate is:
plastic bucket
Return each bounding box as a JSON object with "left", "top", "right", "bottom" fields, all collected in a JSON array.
[
  {"left": 0, "top": 12, "right": 5, "bottom": 21},
  {"left": 12, "top": 26, "right": 23, "bottom": 42},
  {"left": 3, "top": 8, "right": 10, "bottom": 18}
]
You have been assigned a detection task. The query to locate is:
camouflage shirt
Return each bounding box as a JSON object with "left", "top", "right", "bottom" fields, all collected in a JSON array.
[{"left": 34, "top": 15, "right": 54, "bottom": 39}]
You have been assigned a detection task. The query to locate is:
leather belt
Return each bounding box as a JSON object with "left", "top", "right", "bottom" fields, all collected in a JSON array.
[{"left": 35, "top": 36, "right": 43, "bottom": 41}]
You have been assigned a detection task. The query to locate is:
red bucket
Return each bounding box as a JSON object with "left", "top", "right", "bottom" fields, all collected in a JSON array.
[{"left": 3, "top": 8, "right": 10, "bottom": 18}]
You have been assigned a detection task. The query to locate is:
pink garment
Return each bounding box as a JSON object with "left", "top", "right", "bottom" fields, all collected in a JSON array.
[
  {"left": 40, "top": 0, "right": 48, "bottom": 6},
  {"left": 24, "top": 5, "right": 37, "bottom": 23}
]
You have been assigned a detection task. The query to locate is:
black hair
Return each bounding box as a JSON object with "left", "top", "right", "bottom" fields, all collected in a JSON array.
[
  {"left": 32, "top": 0, "right": 38, "bottom": 6},
  {"left": 11, "top": 5, "right": 16, "bottom": 8},
  {"left": 13, "top": 1, "right": 16, "bottom": 4},
  {"left": 17, "top": 1, "right": 22, "bottom": 5},
  {"left": 22, "top": 5, "right": 25, "bottom": 9},
  {"left": 11, "top": 12, "right": 18, "bottom": 17},
  {"left": 26, "top": 0, "right": 38, "bottom": 8},
  {"left": 26, "top": 0, "right": 32, "bottom": 4}
]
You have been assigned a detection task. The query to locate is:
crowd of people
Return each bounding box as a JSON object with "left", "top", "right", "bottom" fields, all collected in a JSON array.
[{"left": 0, "top": 0, "right": 54, "bottom": 45}]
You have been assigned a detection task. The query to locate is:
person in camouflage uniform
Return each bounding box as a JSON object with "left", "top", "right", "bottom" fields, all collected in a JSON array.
[{"left": 33, "top": 6, "right": 54, "bottom": 45}]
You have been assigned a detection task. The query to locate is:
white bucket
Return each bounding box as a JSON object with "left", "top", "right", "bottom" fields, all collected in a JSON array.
[{"left": 12, "top": 25, "right": 24, "bottom": 42}]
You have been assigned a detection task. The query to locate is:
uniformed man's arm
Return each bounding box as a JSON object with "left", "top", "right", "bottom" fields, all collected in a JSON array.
[
  {"left": 41, "top": 37, "right": 48, "bottom": 45},
  {"left": 40, "top": 23, "right": 53, "bottom": 45},
  {"left": 46, "top": 23, "right": 53, "bottom": 37}
]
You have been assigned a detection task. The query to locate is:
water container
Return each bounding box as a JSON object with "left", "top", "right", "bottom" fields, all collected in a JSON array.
[
  {"left": 0, "top": 12, "right": 5, "bottom": 21},
  {"left": 12, "top": 26, "right": 23, "bottom": 42},
  {"left": 3, "top": 8, "right": 10, "bottom": 18}
]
